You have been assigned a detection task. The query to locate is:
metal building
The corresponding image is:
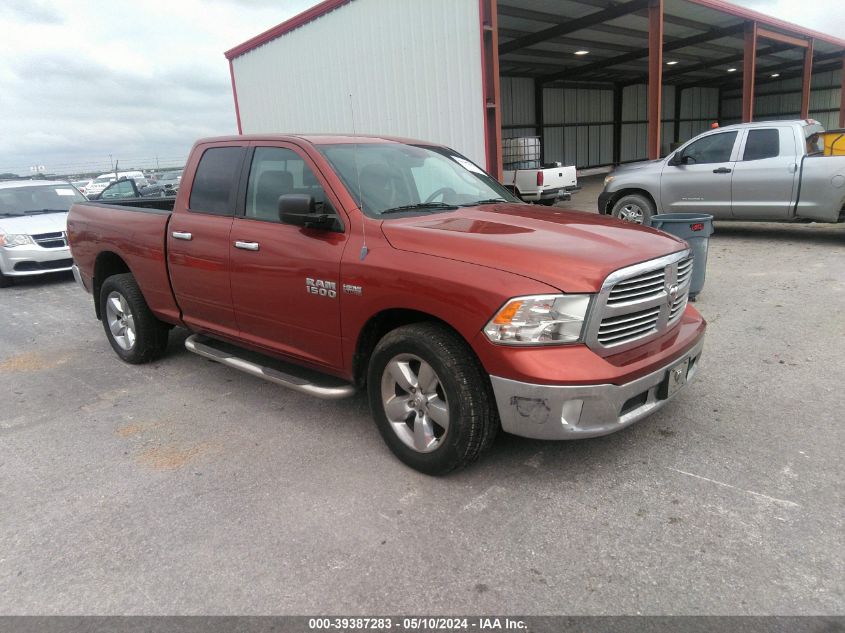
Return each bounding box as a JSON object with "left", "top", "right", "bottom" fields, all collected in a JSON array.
[{"left": 226, "top": 0, "right": 845, "bottom": 179}]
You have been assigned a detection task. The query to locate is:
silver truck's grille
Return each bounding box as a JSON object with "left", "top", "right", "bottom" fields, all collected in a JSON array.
[
  {"left": 32, "top": 231, "right": 68, "bottom": 249},
  {"left": 586, "top": 251, "right": 692, "bottom": 355}
]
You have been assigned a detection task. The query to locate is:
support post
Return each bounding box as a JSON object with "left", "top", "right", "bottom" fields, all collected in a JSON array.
[
  {"left": 673, "top": 87, "right": 684, "bottom": 145},
  {"left": 801, "top": 38, "right": 814, "bottom": 119},
  {"left": 742, "top": 21, "right": 757, "bottom": 123},
  {"left": 479, "top": 0, "right": 502, "bottom": 179},
  {"left": 534, "top": 79, "right": 545, "bottom": 163},
  {"left": 840, "top": 57, "right": 845, "bottom": 129},
  {"left": 613, "top": 84, "right": 623, "bottom": 165},
  {"left": 647, "top": 0, "right": 664, "bottom": 160}
]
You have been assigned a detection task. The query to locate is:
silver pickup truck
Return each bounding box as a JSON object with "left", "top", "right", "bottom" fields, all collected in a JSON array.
[{"left": 599, "top": 119, "right": 845, "bottom": 224}]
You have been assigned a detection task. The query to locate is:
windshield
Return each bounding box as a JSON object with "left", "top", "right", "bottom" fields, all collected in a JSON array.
[
  {"left": 317, "top": 143, "right": 518, "bottom": 217},
  {"left": 0, "top": 185, "right": 86, "bottom": 216},
  {"left": 93, "top": 176, "right": 113, "bottom": 184},
  {"left": 160, "top": 171, "right": 181, "bottom": 179}
]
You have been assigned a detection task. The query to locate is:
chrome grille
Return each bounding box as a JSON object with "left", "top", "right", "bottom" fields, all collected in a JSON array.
[
  {"left": 586, "top": 250, "right": 692, "bottom": 355},
  {"left": 32, "top": 231, "right": 68, "bottom": 249},
  {"left": 597, "top": 306, "right": 661, "bottom": 345},
  {"left": 607, "top": 268, "right": 665, "bottom": 305},
  {"left": 676, "top": 257, "right": 693, "bottom": 286}
]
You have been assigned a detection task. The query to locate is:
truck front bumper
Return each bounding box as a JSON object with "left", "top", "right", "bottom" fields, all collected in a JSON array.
[{"left": 490, "top": 335, "right": 704, "bottom": 440}]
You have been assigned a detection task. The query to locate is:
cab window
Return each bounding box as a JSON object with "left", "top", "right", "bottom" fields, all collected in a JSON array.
[
  {"left": 245, "top": 147, "right": 336, "bottom": 224},
  {"left": 681, "top": 132, "right": 738, "bottom": 165},
  {"left": 188, "top": 146, "right": 245, "bottom": 216},
  {"left": 743, "top": 129, "right": 780, "bottom": 161}
]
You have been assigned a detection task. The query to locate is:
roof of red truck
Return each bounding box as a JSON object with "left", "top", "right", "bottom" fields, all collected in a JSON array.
[{"left": 196, "top": 134, "right": 435, "bottom": 146}]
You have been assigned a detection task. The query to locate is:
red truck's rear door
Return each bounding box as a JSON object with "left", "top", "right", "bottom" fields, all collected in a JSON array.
[
  {"left": 229, "top": 143, "right": 348, "bottom": 369},
  {"left": 167, "top": 143, "right": 247, "bottom": 337}
]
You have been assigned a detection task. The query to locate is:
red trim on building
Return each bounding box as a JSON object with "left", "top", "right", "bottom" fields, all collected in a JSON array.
[
  {"left": 225, "top": 0, "right": 353, "bottom": 60},
  {"left": 687, "top": 0, "right": 845, "bottom": 49},
  {"left": 478, "top": 0, "right": 502, "bottom": 179},
  {"left": 229, "top": 60, "right": 243, "bottom": 134}
]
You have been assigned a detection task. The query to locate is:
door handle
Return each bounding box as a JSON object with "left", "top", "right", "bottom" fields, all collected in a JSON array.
[
  {"left": 171, "top": 231, "right": 192, "bottom": 240},
  {"left": 234, "top": 241, "right": 260, "bottom": 251},
  {"left": 712, "top": 167, "right": 732, "bottom": 174}
]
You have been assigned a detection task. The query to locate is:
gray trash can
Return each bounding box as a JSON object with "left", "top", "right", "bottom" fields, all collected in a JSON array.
[{"left": 647, "top": 213, "right": 714, "bottom": 300}]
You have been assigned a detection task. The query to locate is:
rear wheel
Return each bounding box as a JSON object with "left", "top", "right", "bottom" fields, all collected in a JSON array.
[
  {"left": 367, "top": 323, "right": 498, "bottom": 475},
  {"left": 538, "top": 199, "right": 556, "bottom": 207},
  {"left": 611, "top": 193, "right": 655, "bottom": 224},
  {"left": 100, "top": 273, "right": 169, "bottom": 364}
]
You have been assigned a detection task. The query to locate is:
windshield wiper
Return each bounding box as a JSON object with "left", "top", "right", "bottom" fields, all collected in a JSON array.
[
  {"left": 380, "top": 202, "right": 458, "bottom": 215},
  {"left": 23, "top": 209, "right": 68, "bottom": 215},
  {"left": 460, "top": 198, "right": 509, "bottom": 206}
]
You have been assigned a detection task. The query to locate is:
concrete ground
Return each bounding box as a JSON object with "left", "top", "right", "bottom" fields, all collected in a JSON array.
[{"left": 1, "top": 185, "right": 843, "bottom": 614}]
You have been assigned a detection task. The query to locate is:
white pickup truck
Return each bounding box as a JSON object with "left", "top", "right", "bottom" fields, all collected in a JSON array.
[
  {"left": 502, "top": 163, "right": 578, "bottom": 206},
  {"left": 599, "top": 119, "right": 845, "bottom": 224}
]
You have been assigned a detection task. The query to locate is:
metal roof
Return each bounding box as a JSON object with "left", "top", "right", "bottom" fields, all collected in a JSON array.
[
  {"left": 497, "top": 0, "right": 845, "bottom": 88},
  {"left": 225, "top": 0, "right": 845, "bottom": 91}
]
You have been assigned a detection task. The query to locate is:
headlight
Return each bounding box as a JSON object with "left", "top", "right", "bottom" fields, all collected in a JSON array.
[
  {"left": 603, "top": 174, "right": 615, "bottom": 187},
  {"left": 0, "top": 233, "right": 34, "bottom": 248},
  {"left": 484, "top": 294, "right": 592, "bottom": 345}
]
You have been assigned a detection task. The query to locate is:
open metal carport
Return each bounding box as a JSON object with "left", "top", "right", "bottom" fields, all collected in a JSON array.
[{"left": 491, "top": 0, "right": 845, "bottom": 173}]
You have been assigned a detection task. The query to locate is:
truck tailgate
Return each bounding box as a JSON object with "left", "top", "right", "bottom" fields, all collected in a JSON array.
[{"left": 67, "top": 202, "right": 181, "bottom": 324}]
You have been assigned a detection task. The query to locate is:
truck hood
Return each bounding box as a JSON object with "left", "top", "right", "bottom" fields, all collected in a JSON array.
[
  {"left": 379, "top": 205, "right": 687, "bottom": 293},
  {"left": 610, "top": 158, "right": 664, "bottom": 174},
  {"left": 0, "top": 212, "right": 68, "bottom": 235}
]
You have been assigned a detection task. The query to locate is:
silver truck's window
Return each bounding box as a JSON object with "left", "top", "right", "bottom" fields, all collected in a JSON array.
[
  {"left": 682, "top": 131, "right": 737, "bottom": 164},
  {"left": 743, "top": 129, "right": 780, "bottom": 161},
  {"left": 805, "top": 126, "right": 825, "bottom": 155},
  {"left": 245, "top": 147, "right": 331, "bottom": 222}
]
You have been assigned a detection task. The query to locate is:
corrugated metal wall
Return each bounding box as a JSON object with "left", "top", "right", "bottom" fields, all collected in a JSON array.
[
  {"left": 721, "top": 69, "right": 842, "bottom": 129},
  {"left": 231, "top": 0, "right": 487, "bottom": 168},
  {"left": 501, "top": 78, "right": 713, "bottom": 168}
]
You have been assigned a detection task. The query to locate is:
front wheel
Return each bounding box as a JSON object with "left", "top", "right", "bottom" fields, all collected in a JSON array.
[
  {"left": 0, "top": 271, "right": 11, "bottom": 288},
  {"left": 100, "top": 273, "right": 169, "bottom": 364},
  {"left": 611, "top": 193, "right": 656, "bottom": 224},
  {"left": 367, "top": 323, "right": 498, "bottom": 475}
]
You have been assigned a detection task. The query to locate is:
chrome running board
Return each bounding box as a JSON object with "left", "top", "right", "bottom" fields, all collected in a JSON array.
[{"left": 185, "top": 334, "right": 355, "bottom": 400}]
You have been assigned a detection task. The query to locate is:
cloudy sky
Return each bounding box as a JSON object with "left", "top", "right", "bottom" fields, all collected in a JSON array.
[{"left": 1, "top": 0, "right": 842, "bottom": 176}]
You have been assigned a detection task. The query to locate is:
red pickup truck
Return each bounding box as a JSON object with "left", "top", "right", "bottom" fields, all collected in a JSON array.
[{"left": 68, "top": 135, "right": 706, "bottom": 474}]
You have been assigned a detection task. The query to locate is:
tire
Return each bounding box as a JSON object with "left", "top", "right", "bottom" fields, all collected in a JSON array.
[
  {"left": 367, "top": 322, "right": 498, "bottom": 475},
  {"left": 538, "top": 199, "right": 556, "bottom": 207},
  {"left": 99, "top": 273, "right": 169, "bottom": 364},
  {"left": 0, "top": 271, "right": 11, "bottom": 288},
  {"left": 611, "top": 193, "right": 656, "bottom": 225}
]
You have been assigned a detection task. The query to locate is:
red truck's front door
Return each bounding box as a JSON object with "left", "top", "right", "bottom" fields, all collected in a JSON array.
[
  {"left": 229, "top": 144, "right": 348, "bottom": 370},
  {"left": 167, "top": 143, "right": 247, "bottom": 337}
]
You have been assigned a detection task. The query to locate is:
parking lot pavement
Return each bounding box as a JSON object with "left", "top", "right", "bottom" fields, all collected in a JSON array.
[{"left": 1, "top": 220, "right": 843, "bottom": 615}]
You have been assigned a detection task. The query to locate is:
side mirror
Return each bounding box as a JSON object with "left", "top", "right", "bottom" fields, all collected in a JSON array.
[
  {"left": 668, "top": 152, "right": 681, "bottom": 167},
  {"left": 278, "top": 194, "right": 333, "bottom": 229}
]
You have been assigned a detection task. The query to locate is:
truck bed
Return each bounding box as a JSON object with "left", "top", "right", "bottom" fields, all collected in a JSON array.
[
  {"left": 67, "top": 200, "right": 181, "bottom": 324},
  {"left": 81, "top": 197, "right": 176, "bottom": 213}
]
